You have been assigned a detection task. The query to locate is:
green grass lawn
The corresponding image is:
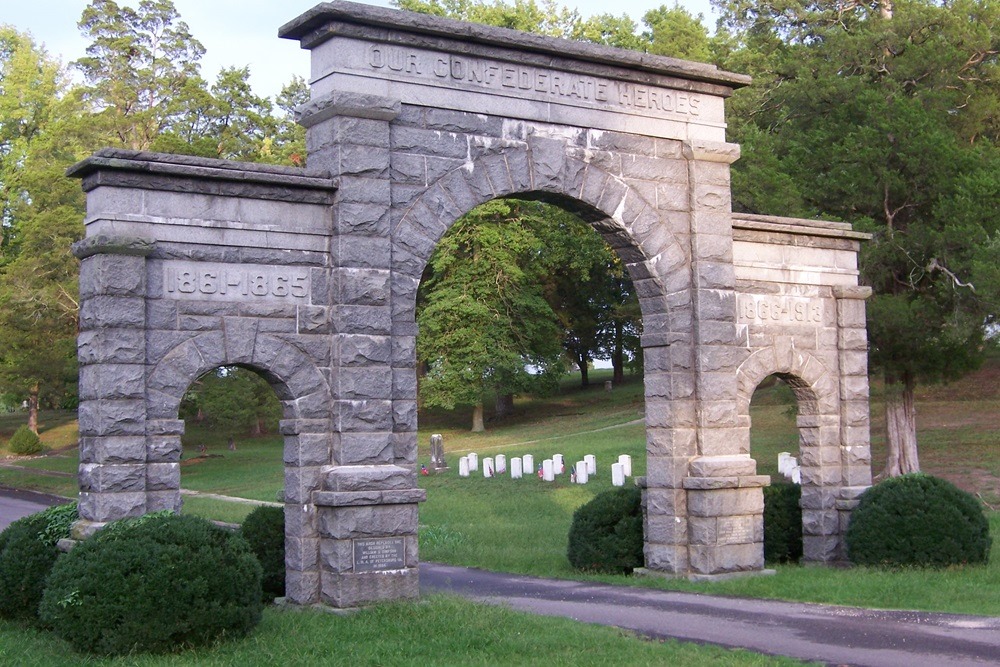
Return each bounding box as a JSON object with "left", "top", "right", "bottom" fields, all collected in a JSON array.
[
  {"left": 2, "top": 367, "right": 998, "bottom": 618},
  {"left": 0, "top": 595, "right": 814, "bottom": 666}
]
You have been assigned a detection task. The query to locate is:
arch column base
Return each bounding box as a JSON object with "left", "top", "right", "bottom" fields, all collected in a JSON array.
[
  {"left": 635, "top": 567, "right": 776, "bottom": 583},
  {"left": 311, "top": 465, "right": 426, "bottom": 609}
]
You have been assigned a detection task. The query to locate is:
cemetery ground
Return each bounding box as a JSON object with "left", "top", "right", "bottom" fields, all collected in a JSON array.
[{"left": 0, "top": 362, "right": 998, "bottom": 662}]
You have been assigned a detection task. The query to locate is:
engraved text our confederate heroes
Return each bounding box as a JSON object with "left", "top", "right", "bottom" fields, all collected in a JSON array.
[{"left": 366, "top": 44, "right": 702, "bottom": 117}]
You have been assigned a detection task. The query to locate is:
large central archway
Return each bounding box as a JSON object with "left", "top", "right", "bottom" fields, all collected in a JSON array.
[{"left": 71, "top": 1, "right": 872, "bottom": 609}]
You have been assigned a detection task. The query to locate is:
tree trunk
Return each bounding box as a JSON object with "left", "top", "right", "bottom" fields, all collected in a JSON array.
[
  {"left": 27, "top": 383, "right": 39, "bottom": 435},
  {"left": 880, "top": 374, "right": 919, "bottom": 479},
  {"left": 252, "top": 418, "right": 263, "bottom": 436},
  {"left": 471, "top": 402, "right": 485, "bottom": 432},
  {"left": 577, "top": 353, "right": 590, "bottom": 389},
  {"left": 612, "top": 321, "right": 625, "bottom": 385},
  {"left": 495, "top": 393, "right": 514, "bottom": 419}
]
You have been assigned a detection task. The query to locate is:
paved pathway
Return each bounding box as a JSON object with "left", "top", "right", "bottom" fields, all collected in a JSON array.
[
  {"left": 0, "top": 486, "right": 68, "bottom": 531},
  {"left": 421, "top": 562, "right": 1000, "bottom": 667}
]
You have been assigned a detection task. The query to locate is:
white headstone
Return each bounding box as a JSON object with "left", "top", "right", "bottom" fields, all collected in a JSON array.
[
  {"left": 553, "top": 453, "right": 564, "bottom": 474},
  {"left": 522, "top": 454, "right": 534, "bottom": 474},
  {"left": 483, "top": 457, "right": 494, "bottom": 478},
  {"left": 584, "top": 454, "right": 596, "bottom": 475},
  {"left": 468, "top": 452, "right": 479, "bottom": 471},
  {"left": 575, "top": 461, "right": 589, "bottom": 484},
  {"left": 542, "top": 459, "right": 555, "bottom": 482},
  {"left": 459, "top": 456, "right": 470, "bottom": 477},
  {"left": 778, "top": 452, "right": 792, "bottom": 475},
  {"left": 618, "top": 454, "right": 632, "bottom": 477},
  {"left": 511, "top": 457, "right": 523, "bottom": 479},
  {"left": 611, "top": 462, "right": 625, "bottom": 486},
  {"left": 496, "top": 454, "right": 507, "bottom": 474},
  {"left": 790, "top": 466, "right": 801, "bottom": 484}
]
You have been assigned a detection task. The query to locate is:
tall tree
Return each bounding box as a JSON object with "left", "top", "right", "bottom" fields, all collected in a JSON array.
[
  {"left": 715, "top": 0, "right": 1000, "bottom": 476},
  {"left": 0, "top": 27, "right": 64, "bottom": 261},
  {"left": 76, "top": 0, "right": 206, "bottom": 150},
  {"left": 417, "top": 200, "right": 565, "bottom": 431},
  {"left": 0, "top": 28, "right": 86, "bottom": 433}
]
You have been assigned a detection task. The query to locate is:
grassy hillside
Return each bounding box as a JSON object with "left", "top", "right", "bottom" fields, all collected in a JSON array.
[{"left": 1, "top": 364, "right": 998, "bottom": 615}]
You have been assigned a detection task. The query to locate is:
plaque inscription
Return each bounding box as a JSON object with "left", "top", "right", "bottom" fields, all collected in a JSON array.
[
  {"left": 738, "top": 295, "right": 823, "bottom": 326},
  {"left": 162, "top": 261, "right": 310, "bottom": 302},
  {"left": 353, "top": 537, "right": 406, "bottom": 572}
]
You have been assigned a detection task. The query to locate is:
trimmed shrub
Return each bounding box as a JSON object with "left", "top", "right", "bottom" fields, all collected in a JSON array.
[
  {"left": 39, "top": 513, "right": 263, "bottom": 655},
  {"left": 763, "top": 483, "right": 803, "bottom": 564},
  {"left": 567, "top": 488, "right": 643, "bottom": 574},
  {"left": 0, "top": 502, "right": 77, "bottom": 622},
  {"left": 846, "top": 473, "right": 991, "bottom": 568},
  {"left": 8, "top": 425, "right": 42, "bottom": 455},
  {"left": 241, "top": 505, "right": 285, "bottom": 601}
]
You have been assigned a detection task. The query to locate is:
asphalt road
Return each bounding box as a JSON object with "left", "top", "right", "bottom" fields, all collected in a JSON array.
[
  {"left": 0, "top": 486, "right": 69, "bottom": 531},
  {"left": 421, "top": 562, "right": 1000, "bottom": 667}
]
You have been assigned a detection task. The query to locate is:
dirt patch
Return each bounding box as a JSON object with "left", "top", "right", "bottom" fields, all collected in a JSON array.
[
  {"left": 180, "top": 454, "right": 225, "bottom": 467},
  {"left": 914, "top": 357, "right": 1000, "bottom": 402},
  {"left": 933, "top": 469, "right": 1000, "bottom": 509}
]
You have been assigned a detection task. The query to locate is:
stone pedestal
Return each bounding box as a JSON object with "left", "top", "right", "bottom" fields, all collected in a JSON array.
[{"left": 313, "top": 465, "right": 425, "bottom": 608}]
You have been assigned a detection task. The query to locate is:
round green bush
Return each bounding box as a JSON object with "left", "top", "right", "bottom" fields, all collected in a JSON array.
[
  {"left": 8, "top": 425, "right": 42, "bottom": 455},
  {"left": 39, "top": 513, "right": 263, "bottom": 655},
  {"left": 0, "top": 502, "right": 78, "bottom": 622},
  {"left": 846, "top": 474, "right": 991, "bottom": 568},
  {"left": 241, "top": 505, "right": 285, "bottom": 601},
  {"left": 763, "top": 483, "right": 802, "bottom": 564},
  {"left": 567, "top": 488, "right": 643, "bottom": 574}
]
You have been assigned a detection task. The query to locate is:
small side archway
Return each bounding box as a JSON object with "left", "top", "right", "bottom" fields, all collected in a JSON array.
[{"left": 735, "top": 345, "right": 846, "bottom": 562}]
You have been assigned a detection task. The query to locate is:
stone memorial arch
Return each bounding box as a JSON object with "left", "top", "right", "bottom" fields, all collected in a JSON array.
[{"left": 70, "top": 1, "right": 872, "bottom": 608}]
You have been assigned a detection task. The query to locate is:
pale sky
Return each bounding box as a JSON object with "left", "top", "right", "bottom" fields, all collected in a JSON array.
[{"left": 3, "top": 0, "right": 719, "bottom": 100}]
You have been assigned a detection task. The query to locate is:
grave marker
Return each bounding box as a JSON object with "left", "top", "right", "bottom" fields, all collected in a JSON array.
[{"left": 611, "top": 462, "right": 625, "bottom": 486}]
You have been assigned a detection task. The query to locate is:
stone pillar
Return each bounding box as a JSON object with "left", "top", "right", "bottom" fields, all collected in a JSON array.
[
  {"left": 798, "top": 410, "right": 844, "bottom": 563},
  {"left": 684, "top": 456, "right": 768, "bottom": 576},
  {"left": 833, "top": 285, "right": 874, "bottom": 561},
  {"left": 73, "top": 235, "right": 154, "bottom": 537},
  {"left": 299, "top": 91, "right": 424, "bottom": 606},
  {"left": 681, "top": 139, "right": 766, "bottom": 576},
  {"left": 313, "top": 466, "right": 425, "bottom": 607}
]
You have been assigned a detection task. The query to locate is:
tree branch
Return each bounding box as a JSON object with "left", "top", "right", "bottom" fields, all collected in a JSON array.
[{"left": 926, "top": 257, "right": 976, "bottom": 292}]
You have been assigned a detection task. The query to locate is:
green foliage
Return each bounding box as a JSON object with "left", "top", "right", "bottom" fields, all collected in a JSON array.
[
  {"left": 762, "top": 483, "right": 802, "bottom": 564},
  {"left": 417, "top": 200, "right": 566, "bottom": 422},
  {"left": 184, "top": 367, "right": 282, "bottom": 438},
  {"left": 39, "top": 513, "right": 263, "bottom": 655},
  {"left": 642, "top": 4, "right": 712, "bottom": 60},
  {"left": 241, "top": 505, "right": 285, "bottom": 601},
  {"left": 716, "top": 0, "right": 1000, "bottom": 471},
  {"left": 0, "top": 502, "right": 77, "bottom": 622},
  {"left": 7, "top": 424, "right": 42, "bottom": 455},
  {"left": 567, "top": 487, "right": 643, "bottom": 574},
  {"left": 76, "top": 0, "right": 206, "bottom": 151},
  {"left": 846, "top": 474, "right": 992, "bottom": 568}
]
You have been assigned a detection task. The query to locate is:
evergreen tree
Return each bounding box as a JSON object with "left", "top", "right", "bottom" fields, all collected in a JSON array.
[{"left": 715, "top": 0, "right": 1000, "bottom": 476}]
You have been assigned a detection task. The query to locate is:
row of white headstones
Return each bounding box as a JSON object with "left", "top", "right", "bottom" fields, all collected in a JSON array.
[
  {"left": 778, "top": 451, "right": 801, "bottom": 484},
  {"left": 457, "top": 452, "right": 634, "bottom": 486}
]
